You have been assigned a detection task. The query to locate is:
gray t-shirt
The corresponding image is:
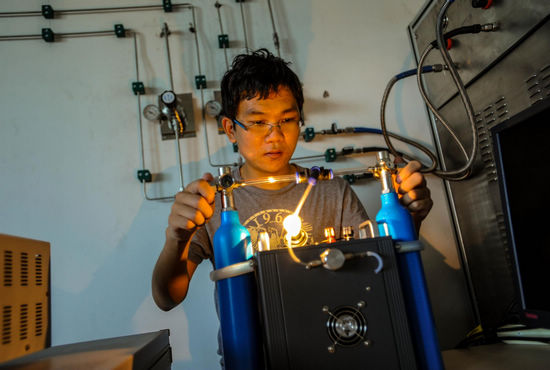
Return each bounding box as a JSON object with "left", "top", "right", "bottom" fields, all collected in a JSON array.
[{"left": 188, "top": 164, "right": 369, "bottom": 266}]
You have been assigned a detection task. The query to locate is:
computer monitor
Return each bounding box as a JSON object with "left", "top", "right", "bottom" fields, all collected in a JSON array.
[{"left": 491, "top": 98, "right": 550, "bottom": 328}]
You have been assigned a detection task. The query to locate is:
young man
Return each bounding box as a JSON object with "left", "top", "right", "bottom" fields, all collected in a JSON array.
[{"left": 152, "top": 49, "right": 433, "bottom": 312}]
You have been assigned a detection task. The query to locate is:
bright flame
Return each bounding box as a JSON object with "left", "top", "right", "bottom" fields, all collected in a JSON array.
[
  {"left": 268, "top": 176, "right": 275, "bottom": 183},
  {"left": 283, "top": 214, "right": 302, "bottom": 237}
]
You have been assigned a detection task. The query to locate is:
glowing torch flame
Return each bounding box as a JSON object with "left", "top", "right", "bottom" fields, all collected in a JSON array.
[{"left": 283, "top": 213, "right": 302, "bottom": 238}]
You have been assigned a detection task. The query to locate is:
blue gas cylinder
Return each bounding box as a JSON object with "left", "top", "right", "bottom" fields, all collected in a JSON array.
[
  {"left": 376, "top": 191, "right": 444, "bottom": 370},
  {"left": 213, "top": 208, "right": 263, "bottom": 370},
  {"left": 376, "top": 192, "right": 417, "bottom": 241}
]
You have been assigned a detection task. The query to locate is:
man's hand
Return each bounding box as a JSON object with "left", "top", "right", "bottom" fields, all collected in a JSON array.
[
  {"left": 166, "top": 173, "right": 216, "bottom": 241},
  {"left": 395, "top": 161, "right": 433, "bottom": 229}
]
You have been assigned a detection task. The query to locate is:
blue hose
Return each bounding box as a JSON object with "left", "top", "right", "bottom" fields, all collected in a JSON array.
[
  {"left": 395, "top": 66, "right": 434, "bottom": 80},
  {"left": 352, "top": 127, "right": 383, "bottom": 134}
]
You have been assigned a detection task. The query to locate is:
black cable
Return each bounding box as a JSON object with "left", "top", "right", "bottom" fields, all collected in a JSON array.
[
  {"left": 380, "top": 64, "right": 467, "bottom": 175},
  {"left": 354, "top": 125, "right": 441, "bottom": 163},
  {"left": 430, "top": 24, "right": 482, "bottom": 48},
  {"left": 380, "top": 75, "right": 440, "bottom": 173},
  {"left": 417, "top": 44, "right": 471, "bottom": 181},
  {"left": 297, "top": 124, "right": 439, "bottom": 166},
  {"left": 434, "top": 1, "right": 479, "bottom": 179}
]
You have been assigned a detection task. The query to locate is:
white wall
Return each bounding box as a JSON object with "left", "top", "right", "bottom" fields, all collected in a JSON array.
[{"left": 0, "top": 0, "right": 474, "bottom": 368}]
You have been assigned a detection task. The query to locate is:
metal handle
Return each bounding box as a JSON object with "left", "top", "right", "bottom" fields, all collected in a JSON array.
[
  {"left": 209, "top": 260, "right": 255, "bottom": 282},
  {"left": 394, "top": 240, "right": 424, "bottom": 253},
  {"left": 359, "top": 219, "right": 375, "bottom": 239}
]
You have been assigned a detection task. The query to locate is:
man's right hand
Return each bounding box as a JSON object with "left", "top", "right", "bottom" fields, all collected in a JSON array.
[{"left": 166, "top": 173, "right": 216, "bottom": 241}]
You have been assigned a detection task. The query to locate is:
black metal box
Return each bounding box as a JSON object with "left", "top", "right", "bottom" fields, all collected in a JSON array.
[{"left": 255, "top": 237, "right": 416, "bottom": 370}]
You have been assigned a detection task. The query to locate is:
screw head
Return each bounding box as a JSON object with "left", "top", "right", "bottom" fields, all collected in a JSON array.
[
  {"left": 442, "top": 16, "right": 449, "bottom": 30},
  {"left": 327, "top": 345, "right": 335, "bottom": 353},
  {"left": 364, "top": 340, "right": 371, "bottom": 347},
  {"left": 322, "top": 305, "right": 329, "bottom": 313},
  {"left": 357, "top": 301, "right": 366, "bottom": 308},
  {"left": 365, "top": 286, "right": 372, "bottom": 292}
]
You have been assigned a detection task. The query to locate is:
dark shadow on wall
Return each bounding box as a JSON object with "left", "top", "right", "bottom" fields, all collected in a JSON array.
[{"left": 419, "top": 235, "right": 477, "bottom": 350}]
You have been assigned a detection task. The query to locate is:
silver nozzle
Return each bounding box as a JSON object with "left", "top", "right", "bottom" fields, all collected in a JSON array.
[
  {"left": 218, "top": 167, "right": 235, "bottom": 211},
  {"left": 481, "top": 22, "right": 499, "bottom": 32},
  {"left": 376, "top": 151, "right": 395, "bottom": 194},
  {"left": 376, "top": 150, "right": 390, "bottom": 163},
  {"left": 221, "top": 189, "right": 235, "bottom": 211}
]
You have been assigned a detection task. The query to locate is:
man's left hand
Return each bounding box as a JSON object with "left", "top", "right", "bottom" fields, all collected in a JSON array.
[{"left": 395, "top": 160, "right": 433, "bottom": 230}]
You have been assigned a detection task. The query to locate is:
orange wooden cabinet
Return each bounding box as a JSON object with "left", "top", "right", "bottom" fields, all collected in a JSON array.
[{"left": 0, "top": 234, "right": 50, "bottom": 363}]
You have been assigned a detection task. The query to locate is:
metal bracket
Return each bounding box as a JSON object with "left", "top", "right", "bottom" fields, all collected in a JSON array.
[
  {"left": 303, "top": 127, "right": 315, "bottom": 142},
  {"left": 137, "top": 170, "right": 152, "bottom": 183},
  {"left": 132, "top": 82, "right": 145, "bottom": 95},
  {"left": 210, "top": 260, "right": 255, "bottom": 282},
  {"left": 344, "top": 174, "right": 357, "bottom": 184},
  {"left": 325, "top": 148, "right": 337, "bottom": 162},
  {"left": 218, "top": 34, "right": 229, "bottom": 48},
  {"left": 395, "top": 240, "right": 424, "bottom": 253},
  {"left": 41, "top": 28, "right": 54, "bottom": 43},
  {"left": 42, "top": 5, "right": 54, "bottom": 19},
  {"left": 195, "top": 75, "right": 207, "bottom": 89},
  {"left": 162, "top": 0, "right": 173, "bottom": 12},
  {"left": 114, "top": 24, "right": 126, "bottom": 38}
]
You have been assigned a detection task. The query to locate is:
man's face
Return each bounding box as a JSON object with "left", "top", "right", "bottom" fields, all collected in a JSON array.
[{"left": 222, "top": 86, "right": 301, "bottom": 179}]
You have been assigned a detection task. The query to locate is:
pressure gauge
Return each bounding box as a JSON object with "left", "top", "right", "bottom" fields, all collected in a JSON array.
[
  {"left": 143, "top": 104, "right": 161, "bottom": 121},
  {"left": 205, "top": 100, "right": 222, "bottom": 117},
  {"left": 161, "top": 90, "right": 177, "bottom": 107}
]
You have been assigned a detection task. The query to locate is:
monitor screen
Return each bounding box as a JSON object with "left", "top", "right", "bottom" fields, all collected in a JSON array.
[{"left": 492, "top": 99, "right": 550, "bottom": 327}]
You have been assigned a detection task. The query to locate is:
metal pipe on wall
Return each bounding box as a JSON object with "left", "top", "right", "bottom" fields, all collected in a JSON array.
[
  {"left": 161, "top": 23, "right": 176, "bottom": 92},
  {"left": 134, "top": 31, "right": 176, "bottom": 201},
  {"left": 0, "top": 30, "right": 116, "bottom": 42},
  {"left": 0, "top": 3, "right": 193, "bottom": 18},
  {"left": 190, "top": 6, "right": 238, "bottom": 168},
  {"left": 215, "top": 1, "right": 230, "bottom": 70},
  {"left": 238, "top": 1, "right": 249, "bottom": 52},
  {"left": 266, "top": 0, "right": 280, "bottom": 57}
]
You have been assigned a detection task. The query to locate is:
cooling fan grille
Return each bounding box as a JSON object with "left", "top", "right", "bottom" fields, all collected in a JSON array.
[{"left": 325, "top": 305, "right": 368, "bottom": 347}]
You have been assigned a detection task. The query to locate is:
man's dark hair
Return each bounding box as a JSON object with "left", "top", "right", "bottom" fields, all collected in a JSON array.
[{"left": 220, "top": 48, "right": 304, "bottom": 120}]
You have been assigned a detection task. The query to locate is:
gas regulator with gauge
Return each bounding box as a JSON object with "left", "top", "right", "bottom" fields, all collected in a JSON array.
[
  {"left": 141, "top": 92, "right": 196, "bottom": 140},
  {"left": 205, "top": 99, "right": 222, "bottom": 118},
  {"left": 142, "top": 104, "right": 161, "bottom": 121},
  {"left": 208, "top": 90, "right": 225, "bottom": 135}
]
